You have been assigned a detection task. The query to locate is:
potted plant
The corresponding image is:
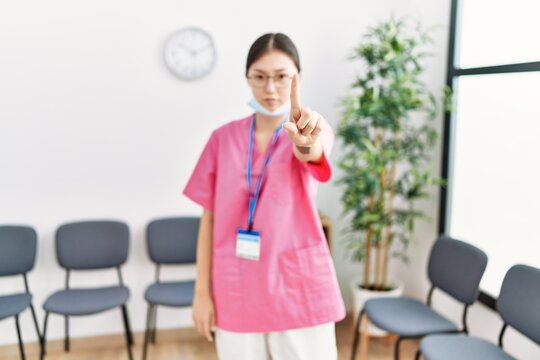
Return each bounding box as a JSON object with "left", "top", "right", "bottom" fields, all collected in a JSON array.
[{"left": 337, "top": 17, "right": 449, "bottom": 335}]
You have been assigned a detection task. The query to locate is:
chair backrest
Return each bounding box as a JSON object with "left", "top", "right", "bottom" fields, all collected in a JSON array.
[
  {"left": 146, "top": 217, "right": 199, "bottom": 265},
  {"left": 0, "top": 225, "right": 37, "bottom": 276},
  {"left": 428, "top": 235, "right": 488, "bottom": 305},
  {"left": 497, "top": 264, "right": 540, "bottom": 345},
  {"left": 56, "top": 221, "right": 129, "bottom": 270}
]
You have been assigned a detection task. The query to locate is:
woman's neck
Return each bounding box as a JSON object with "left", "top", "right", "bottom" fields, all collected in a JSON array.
[{"left": 254, "top": 113, "right": 287, "bottom": 134}]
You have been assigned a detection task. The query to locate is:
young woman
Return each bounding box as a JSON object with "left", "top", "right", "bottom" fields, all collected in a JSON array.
[{"left": 183, "top": 33, "right": 345, "bottom": 360}]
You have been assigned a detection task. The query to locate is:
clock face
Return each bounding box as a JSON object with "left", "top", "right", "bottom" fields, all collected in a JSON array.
[{"left": 164, "top": 27, "right": 217, "bottom": 81}]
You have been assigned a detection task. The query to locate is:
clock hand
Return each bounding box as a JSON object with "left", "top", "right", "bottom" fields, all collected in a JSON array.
[
  {"left": 176, "top": 43, "right": 198, "bottom": 56},
  {"left": 193, "top": 44, "right": 213, "bottom": 54}
]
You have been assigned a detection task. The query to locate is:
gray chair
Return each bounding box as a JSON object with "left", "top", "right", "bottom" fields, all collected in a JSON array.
[
  {"left": 419, "top": 264, "right": 540, "bottom": 360},
  {"left": 350, "top": 235, "right": 488, "bottom": 360},
  {"left": 142, "top": 217, "right": 199, "bottom": 360},
  {"left": 0, "top": 225, "right": 42, "bottom": 360},
  {"left": 40, "top": 221, "right": 133, "bottom": 360}
]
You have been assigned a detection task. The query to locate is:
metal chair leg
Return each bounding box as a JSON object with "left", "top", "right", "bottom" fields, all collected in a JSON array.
[
  {"left": 394, "top": 336, "right": 404, "bottom": 360},
  {"left": 121, "top": 305, "right": 134, "bottom": 346},
  {"left": 142, "top": 304, "right": 154, "bottom": 360},
  {"left": 29, "top": 304, "right": 42, "bottom": 349},
  {"left": 350, "top": 309, "right": 364, "bottom": 360},
  {"left": 151, "top": 306, "right": 158, "bottom": 343},
  {"left": 64, "top": 316, "right": 70, "bottom": 352},
  {"left": 40, "top": 312, "right": 49, "bottom": 360},
  {"left": 120, "top": 306, "right": 134, "bottom": 360},
  {"left": 15, "top": 315, "right": 26, "bottom": 360}
]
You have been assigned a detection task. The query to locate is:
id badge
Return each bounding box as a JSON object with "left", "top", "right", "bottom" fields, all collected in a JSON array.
[{"left": 236, "top": 228, "right": 260, "bottom": 260}]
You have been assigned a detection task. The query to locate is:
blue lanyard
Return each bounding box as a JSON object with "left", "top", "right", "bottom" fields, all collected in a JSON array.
[{"left": 246, "top": 114, "right": 287, "bottom": 231}]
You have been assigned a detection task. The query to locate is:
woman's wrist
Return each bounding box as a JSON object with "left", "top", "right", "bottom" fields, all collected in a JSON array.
[
  {"left": 295, "top": 144, "right": 312, "bottom": 154},
  {"left": 293, "top": 137, "right": 323, "bottom": 162}
]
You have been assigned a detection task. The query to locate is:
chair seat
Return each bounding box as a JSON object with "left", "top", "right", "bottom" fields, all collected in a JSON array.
[
  {"left": 43, "top": 286, "right": 129, "bottom": 316},
  {"left": 364, "top": 297, "right": 458, "bottom": 336},
  {"left": 0, "top": 293, "right": 31, "bottom": 320},
  {"left": 421, "top": 334, "right": 515, "bottom": 360},
  {"left": 145, "top": 281, "right": 194, "bottom": 307}
]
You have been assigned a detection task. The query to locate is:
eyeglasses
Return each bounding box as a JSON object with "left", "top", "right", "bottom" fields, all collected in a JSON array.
[{"left": 247, "top": 73, "right": 294, "bottom": 89}]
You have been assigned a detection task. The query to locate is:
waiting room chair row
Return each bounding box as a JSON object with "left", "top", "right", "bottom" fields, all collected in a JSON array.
[
  {"left": 0, "top": 217, "right": 200, "bottom": 360},
  {"left": 350, "top": 235, "right": 540, "bottom": 360}
]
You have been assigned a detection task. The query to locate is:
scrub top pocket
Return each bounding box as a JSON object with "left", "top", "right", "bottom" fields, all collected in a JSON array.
[{"left": 278, "top": 242, "right": 338, "bottom": 324}]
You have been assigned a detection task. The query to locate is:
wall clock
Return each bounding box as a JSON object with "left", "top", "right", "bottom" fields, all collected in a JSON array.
[{"left": 164, "top": 27, "right": 217, "bottom": 81}]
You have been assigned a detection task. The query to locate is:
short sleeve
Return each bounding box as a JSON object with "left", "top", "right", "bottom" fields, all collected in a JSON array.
[
  {"left": 183, "top": 131, "right": 218, "bottom": 211},
  {"left": 305, "top": 120, "right": 334, "bottom": 183}
]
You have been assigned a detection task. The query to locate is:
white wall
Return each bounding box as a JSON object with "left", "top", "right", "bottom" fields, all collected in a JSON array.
[{"left": 1, "top": 1, "right": 538, "bottom": 358}]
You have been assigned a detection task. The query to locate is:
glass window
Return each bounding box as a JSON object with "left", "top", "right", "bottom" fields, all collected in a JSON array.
[
  {"left": 448, "top": 72, "right": 540, "bottom": 296},
  {"left": 458, "top": 0, "right": 540, "bottom": 68}
]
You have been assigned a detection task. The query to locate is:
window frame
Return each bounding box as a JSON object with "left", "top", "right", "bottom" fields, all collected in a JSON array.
[{"left": 439, "top": 0, "right": 540, "bottom": 310}]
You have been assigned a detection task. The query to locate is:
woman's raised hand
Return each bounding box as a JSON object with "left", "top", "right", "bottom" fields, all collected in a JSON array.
[{"left": 283, "top": 74, "right": 324, "bottom": 147}]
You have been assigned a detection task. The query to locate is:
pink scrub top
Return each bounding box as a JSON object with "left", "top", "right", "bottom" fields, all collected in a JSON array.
[{"left": 183, "top": 114, "right": 346, "bottom": 333}]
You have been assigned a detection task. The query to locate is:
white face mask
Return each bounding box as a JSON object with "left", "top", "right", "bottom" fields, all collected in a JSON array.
[{"left": 248, "top": 98, "right": 291, "bottom": 118}]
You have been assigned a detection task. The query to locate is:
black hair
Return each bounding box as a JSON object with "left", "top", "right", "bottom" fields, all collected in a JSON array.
[{"left": 245, "top": 33, "right": 301, "bottom": 75}]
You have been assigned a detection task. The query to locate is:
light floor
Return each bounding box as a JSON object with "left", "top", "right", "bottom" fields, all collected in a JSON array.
[{"left": 0, "top": 314, "right": 419, "bottom": 360}]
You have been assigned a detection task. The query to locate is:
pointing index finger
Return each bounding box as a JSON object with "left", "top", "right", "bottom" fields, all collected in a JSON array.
[{"left": 290, "top": 74, "right": 301, "bottom": 121}]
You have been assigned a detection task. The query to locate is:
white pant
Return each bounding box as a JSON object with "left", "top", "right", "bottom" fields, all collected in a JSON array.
[{"left": 214, "top": 322, "right": 338, "bottom": 360}]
